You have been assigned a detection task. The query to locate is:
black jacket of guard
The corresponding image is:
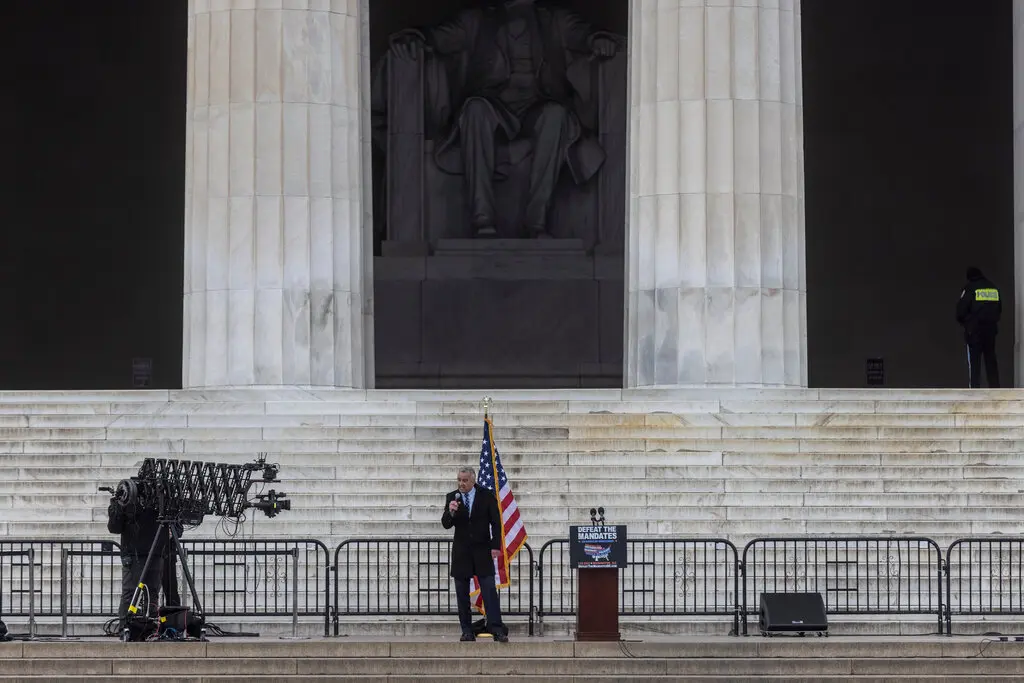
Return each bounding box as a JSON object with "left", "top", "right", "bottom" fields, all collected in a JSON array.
[
  {"left": 441, "top": 484, "right": 502, "bottom": 579},
  {"left": 956, "top": 271, "right": 1002, "bottom": 343}
]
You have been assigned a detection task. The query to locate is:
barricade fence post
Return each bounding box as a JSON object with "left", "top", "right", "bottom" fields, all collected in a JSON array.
[
  {"left": 27, "top": 548, "right": 36, "bottom": 641},
  {"left": 59, "top": 548, "right": 68, "bottom": 640},
  {"left": 278, "top": 547, "right": 308, "bottom": 640}
]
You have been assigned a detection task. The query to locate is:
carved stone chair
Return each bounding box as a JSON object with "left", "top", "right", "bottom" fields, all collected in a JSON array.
[{"left": 372, "top": 47, "right": 626, "bottom": 251}]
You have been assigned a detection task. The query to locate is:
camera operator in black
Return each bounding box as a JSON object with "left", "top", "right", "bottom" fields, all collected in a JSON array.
[
  {"left": 0, "top": 613, "right": 9, "bottom": 642},
  {"left": 107, "top": 498, "right": 165, "bottom": 631}
]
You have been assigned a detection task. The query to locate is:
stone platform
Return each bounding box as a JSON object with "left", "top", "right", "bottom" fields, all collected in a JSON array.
[
  {"left": 1, "top": 636, "right": 1024, "bottom": 681},
  {"left": 1, "top": 387, "right": 1024, "bottom": 637}
]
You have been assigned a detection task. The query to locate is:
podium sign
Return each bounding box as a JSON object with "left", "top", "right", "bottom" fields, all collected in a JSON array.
[
  {"left": 569, "top": 525, "right": 627, "bottom": 568},
  {"left": 570, "top": 525, "right": 627, "bottom": 642}
]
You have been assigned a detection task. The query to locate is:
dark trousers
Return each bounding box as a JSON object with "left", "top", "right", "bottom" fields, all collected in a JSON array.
[
  {"left": 454, "top": 575, "right": 504, "bottom": 635},
  {"left": 460, "top": 98, "right": 570, "bottom": 232},
  {"left": 967, "top": 337, "right": 1000, "bottom": 388},
  {"left": 118, "top": 554, "right": 162, "bottom": 630}
]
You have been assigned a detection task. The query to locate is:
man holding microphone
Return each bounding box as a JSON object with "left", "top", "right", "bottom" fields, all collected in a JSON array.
[{"left": 442, "top": 467, "right": 509, "bottom": 642}]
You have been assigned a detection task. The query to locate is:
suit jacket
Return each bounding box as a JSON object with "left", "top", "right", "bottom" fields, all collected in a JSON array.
[{"left": 441, "top": 484, "right": 502, "bottom": 579}]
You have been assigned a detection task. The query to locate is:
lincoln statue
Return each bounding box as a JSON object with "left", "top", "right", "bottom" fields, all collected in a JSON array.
[{"left": 375, "top": 0, "right": 622, "bottom": 239}]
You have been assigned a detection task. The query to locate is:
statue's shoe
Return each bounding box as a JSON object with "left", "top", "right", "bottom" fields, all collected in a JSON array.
[{"left": 474, "top": 225, "right": 498, "bottom": 238}]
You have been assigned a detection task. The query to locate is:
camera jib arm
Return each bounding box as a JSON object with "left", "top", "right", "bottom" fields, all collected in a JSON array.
[{"left": 106, "top": 454, "right": 290, "bottom": 641}]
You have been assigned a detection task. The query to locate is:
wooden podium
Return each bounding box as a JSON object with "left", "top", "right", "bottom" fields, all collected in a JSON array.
[
  {"left": 576, "top": 567, "right": 620, "bottom": 641},
  {"left": 570, "top": 525, "right": 626, "bottom": 642}
]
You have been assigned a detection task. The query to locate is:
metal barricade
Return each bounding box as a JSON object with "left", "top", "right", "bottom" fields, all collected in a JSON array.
[
  {"left": 58, "top": 545, "right": 122, "bottom": 640},
  {"left": 332, "top": 538, "right": 534, "bottom": 636},
  {"left": 180, "top": 539, "right": 331, "bottom": 637},
  {"left": 945, "top": 537, "right": 1024, "bottom": 635},
  {"left": 0, "top": 549, "right": 35, "bottom": 639},
  {"left": 538, "top": 538, "right": 740, "bottom": 635},
  {"left": 0, "top": 540, "right": 120, "bottom": 626},
  {"left": 741, "top": 536, "right": 944, "bottom": 634}
]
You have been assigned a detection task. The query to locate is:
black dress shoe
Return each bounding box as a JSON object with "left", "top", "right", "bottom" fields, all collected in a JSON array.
[
  {"left": 493, "top": 632, "right": 509, "bottom": 643},
  {"left": 460, "top": 633, "right": 476, "bottom": 642}
]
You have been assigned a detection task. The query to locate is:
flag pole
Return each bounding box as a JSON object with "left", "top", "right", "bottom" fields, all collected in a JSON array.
[{"left": 482, "top": 395, "right": 492, "bottom": 420}]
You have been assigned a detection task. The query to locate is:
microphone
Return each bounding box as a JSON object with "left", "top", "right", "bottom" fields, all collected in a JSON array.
[{"left": 455, "top": 492, "right": 463, "bottom": 507}]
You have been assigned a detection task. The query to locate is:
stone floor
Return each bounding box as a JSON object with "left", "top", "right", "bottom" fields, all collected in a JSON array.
[{"left": 2, "top": 634, "right": 1024, "bottom": 681}]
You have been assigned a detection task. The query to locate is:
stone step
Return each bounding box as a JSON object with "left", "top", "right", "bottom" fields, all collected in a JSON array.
[
  {"left": 0, "top": 411, "right": 1021, "bottom": 429},
  {"left": 3, "top": 615, "right": 1013, "bottom": 640},
  {"left": 7, "top": 656, "right": 1024, "bottom": 677},
  {"left": 5, "top": 518, "right": 1015, "bottom": 541},
  {"left": 13, "top": 464, "right": 1024, "bottom": 486},
  {"left": 7, "top": 637, "right": 1024, "bottom": 683},
  {"left": 0, "top": 397, "right": 1002, "bottom": 418},
  {"left": 136, "top": 425, "right": 1024, "bottom": 441},
  {"left": 14, "top": 490, "right": 1024, "bottom": 510},
  {"left": 0, "top": 677, "right": 1017, "bottom": 683}
]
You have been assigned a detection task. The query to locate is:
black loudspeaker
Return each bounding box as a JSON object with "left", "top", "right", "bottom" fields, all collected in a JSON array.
[{"left": 759, "top": 593, "right": 828, "bottom": 636}]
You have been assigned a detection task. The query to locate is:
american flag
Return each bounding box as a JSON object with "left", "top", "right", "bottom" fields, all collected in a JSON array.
[{"left": 469, "top": 417, "right": 527, "bottom": 613}]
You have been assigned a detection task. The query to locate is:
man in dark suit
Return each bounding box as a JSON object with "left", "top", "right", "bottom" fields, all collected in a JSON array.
[{"left": 442, "top": 467, "right": 509, "bottom": 642}]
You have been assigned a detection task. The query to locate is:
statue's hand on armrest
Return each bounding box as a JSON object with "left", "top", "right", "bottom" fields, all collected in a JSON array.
[
  {"left": 588, "top": 32, "right": 622, "bottom": 59},
  {"left": 390, "top": 29, "right": 430, "bottom": 62}
]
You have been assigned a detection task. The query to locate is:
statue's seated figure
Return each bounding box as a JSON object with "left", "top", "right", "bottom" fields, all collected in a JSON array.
[{"left": 371, "top": 0, "right": 626, "bottom": 245}]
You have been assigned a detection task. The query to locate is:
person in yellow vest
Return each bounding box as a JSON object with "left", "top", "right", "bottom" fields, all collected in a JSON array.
[{"left": 956, "top": 267, "right": 1002, "bottom": 388}]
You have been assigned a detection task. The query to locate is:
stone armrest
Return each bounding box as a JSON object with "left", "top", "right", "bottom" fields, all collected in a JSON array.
[{"left": 372, "top": 48, "right": 450, "bottom": 143}]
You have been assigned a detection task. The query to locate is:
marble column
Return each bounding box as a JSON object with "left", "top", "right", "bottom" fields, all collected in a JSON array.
[
  {"left": 183, "top": 0, "right": 374, "bottom": 388},
  {"left": 1015, "top": 1, "right": 1024, "bottom": 387},
  {"left": 625, "top": 0, "right": 806, "bottom": 387}
]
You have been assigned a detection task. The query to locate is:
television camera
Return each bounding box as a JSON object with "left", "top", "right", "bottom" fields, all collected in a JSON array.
[{"left": 99, "top": 454, "right": 291, "bottom": 641}]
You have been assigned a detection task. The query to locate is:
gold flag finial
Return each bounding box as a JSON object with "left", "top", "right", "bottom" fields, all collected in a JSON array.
[{"left": 482, "top": 395, "right": 492, "bottom": 418}]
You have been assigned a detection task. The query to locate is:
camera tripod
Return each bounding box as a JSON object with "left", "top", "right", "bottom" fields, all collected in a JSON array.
[{"left": 123, "top": 515, "right": 205, "bottom": 643}]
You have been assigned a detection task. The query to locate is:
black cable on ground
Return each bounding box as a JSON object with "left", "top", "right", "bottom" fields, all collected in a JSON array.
[{"left": 202, "top": 622, "right": 259, "bottom": 637}]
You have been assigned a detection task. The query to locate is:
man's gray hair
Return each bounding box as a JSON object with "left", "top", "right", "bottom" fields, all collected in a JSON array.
[{"left": 458, "top": 467, "right": 476, "bottom": 481}]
